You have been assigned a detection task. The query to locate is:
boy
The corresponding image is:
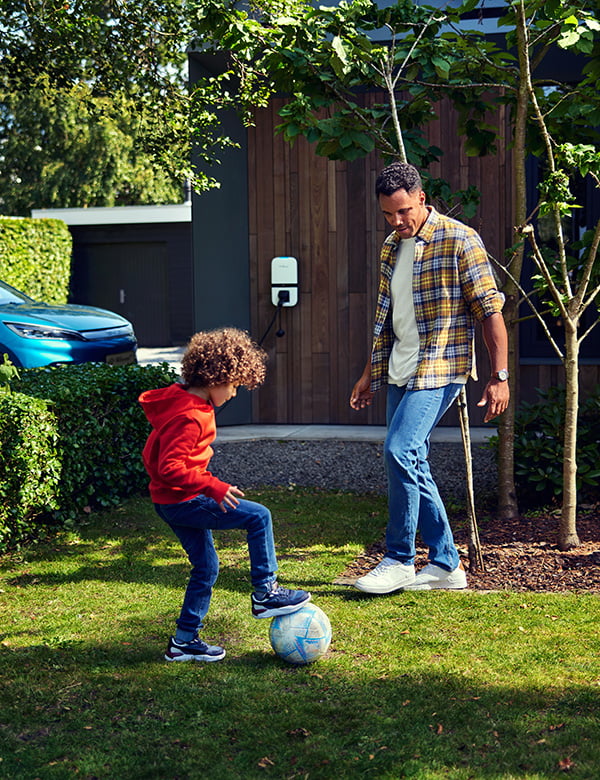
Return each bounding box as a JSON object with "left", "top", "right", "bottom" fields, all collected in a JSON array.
[{"left": 139, "top": 327, "right": 310, "bottom": 662}]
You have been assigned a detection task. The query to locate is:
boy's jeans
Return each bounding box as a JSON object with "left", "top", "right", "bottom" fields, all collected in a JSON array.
[
  {"left": 384, "top": 382, "right": 462, "bottom": 572},
  {"left": 155, "top": 495, "right": 278, "bottom": 635}
]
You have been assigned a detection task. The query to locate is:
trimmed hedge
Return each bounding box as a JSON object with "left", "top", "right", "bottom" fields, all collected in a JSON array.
[
  {"left": 0, "top": 392, "right": 61, "bottom": 550},
  {"left": 0, "top": 217, "right": 72, "bottom": 303},
  {"left": 0, "top": 362, "right": 176, "bottom": 551}
]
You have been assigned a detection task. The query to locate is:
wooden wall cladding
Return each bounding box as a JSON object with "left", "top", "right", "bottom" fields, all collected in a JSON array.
[{"left": 247, "top": 94, "right": 516, "bottom": 425}]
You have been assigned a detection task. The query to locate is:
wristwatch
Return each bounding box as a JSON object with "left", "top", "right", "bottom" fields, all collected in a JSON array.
[{"left": 492, "top": 369, "right": 509, "bottom": 381}]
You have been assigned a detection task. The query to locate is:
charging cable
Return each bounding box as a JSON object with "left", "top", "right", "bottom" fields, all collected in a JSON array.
[{"left": 258, "top": 290, "right": 289, "bottom": 346}]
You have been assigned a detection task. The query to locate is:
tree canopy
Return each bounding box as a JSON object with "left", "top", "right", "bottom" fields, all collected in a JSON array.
[
  {"left": 2, "top": 0, "right": 600, "bottom": 214},
  {"left": 0, "top": 0, "right": 194, "bottom": 213}
]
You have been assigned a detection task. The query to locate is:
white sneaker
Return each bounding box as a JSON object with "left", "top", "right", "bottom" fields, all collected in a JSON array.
[
  {"left": 354, "top": 557, "right": 415, "bottom": 594},
  {"left": 402, "top": 563, "right": 467, "bottom": 590}
]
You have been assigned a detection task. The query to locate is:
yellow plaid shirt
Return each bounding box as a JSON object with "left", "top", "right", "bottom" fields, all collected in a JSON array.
[{"left": 370, "top": 207, "right": 505, "bottom": 392}]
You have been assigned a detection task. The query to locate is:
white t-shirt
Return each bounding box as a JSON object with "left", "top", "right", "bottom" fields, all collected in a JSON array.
[{"left": 388, "top": 239, "right": 420, "bottom": 387}]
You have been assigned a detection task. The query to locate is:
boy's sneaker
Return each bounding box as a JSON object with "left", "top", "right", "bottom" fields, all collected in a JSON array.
[
  {"left": 354, "top": 557, "right": 415, "bottom": 594},
  {"left": 164, "top": 635, "right": 226, "bottom": 662},
  {"left": 251, "top": 583, "right": 311, "bottom": 619},
  {"left": 403, "top": 562, "right": 467, "bottom": 590}
]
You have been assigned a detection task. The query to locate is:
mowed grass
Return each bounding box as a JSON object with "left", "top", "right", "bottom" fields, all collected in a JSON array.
[{"left": 1, "top": 488, "right": 599, "bottom": 780}]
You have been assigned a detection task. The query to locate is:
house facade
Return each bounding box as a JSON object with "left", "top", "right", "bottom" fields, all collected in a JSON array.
[{"left": 190, "top": 45, "right": 600, "bottom": 428}]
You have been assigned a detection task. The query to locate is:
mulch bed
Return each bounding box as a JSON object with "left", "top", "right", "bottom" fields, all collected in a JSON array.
[{"left": 339, "top": 504, "right": 600, "bottom": 593}]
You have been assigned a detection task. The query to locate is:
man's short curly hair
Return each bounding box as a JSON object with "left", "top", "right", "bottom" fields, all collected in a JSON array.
[
  {"left": 375, "top": 162, "right": 423, "bottom": 197},
  {"left": 181, "top": 327, "right": 267, "bottom": 390}
]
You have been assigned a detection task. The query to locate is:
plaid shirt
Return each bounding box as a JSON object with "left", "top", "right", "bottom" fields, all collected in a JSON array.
[{"left": 370, "top": 207, "right": 505, "bottom": 392}]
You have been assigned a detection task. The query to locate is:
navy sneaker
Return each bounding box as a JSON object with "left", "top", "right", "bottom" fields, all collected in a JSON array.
[
  {"left": 164, "top": 635, "right": 226, "bottom": 663},
  {"left": 251, "top": 583, "right": 311, "bottom": 619}
]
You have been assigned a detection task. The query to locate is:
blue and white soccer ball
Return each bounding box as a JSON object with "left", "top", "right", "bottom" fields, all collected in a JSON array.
[{"left": 269, "top": 604, "right": 332, "bottom": 665}]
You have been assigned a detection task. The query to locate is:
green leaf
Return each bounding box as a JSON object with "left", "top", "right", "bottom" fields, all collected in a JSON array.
[
  {"left": 331, "top": 35, "right": 351, "bottom": 78},
  {"left": 431, "top": 56, "right": 450, "bottom": 79}
]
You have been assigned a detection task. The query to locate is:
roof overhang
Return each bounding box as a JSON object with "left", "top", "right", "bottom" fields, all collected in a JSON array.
[{"left": 31, "top": 204, "right": 191, "bottom": 226}]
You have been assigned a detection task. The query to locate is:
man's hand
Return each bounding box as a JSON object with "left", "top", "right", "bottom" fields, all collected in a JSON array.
[
  {"left": 477, "top": 379, "right": 510, "bottom": 423},
  {"left": 350, "top": 372, "right": 374, "bottom": 410},
  {"left": 219, "top": 485, "right": 245, "bottom": 512}
]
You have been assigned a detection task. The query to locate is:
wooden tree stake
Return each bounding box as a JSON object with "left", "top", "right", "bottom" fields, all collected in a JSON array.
[{"left": 457, "top": 387, "right": 485, "bottom": 572}]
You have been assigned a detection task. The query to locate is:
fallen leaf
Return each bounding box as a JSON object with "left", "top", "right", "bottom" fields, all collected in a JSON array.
[
  {"left": 287, "top": 728, "right": 311, "bottom": 739},
  {"left": 558, "top": 756, "right": 574, "bottom": 771}
]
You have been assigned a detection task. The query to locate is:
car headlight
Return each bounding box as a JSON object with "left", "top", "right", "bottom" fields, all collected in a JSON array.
[{"left": 4, "top": 322, "right": 85, "bottom": 341}]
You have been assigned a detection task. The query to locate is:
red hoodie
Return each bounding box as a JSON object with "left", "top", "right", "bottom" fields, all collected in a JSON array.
[{"left": 139, "top": 383, "right": 230, "bottom": 505}]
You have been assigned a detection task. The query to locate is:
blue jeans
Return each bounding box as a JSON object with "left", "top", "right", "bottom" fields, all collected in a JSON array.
[
  {"left": 384, "top": 382, "right": 462, "bottom": 571},
  {"left": 155, "top": 495, "right": 278, "bottom": 635}
]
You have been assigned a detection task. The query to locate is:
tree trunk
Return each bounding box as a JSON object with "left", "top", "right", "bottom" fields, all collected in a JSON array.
[
  {"left": 495, "top": 17, "right": 530, "bottom": 521},
  {"left": 496, "top": 292, "right": 519, "bottom": 520},
  {"left": 560, "top": 321, "right": 581, "bottom": 550}
]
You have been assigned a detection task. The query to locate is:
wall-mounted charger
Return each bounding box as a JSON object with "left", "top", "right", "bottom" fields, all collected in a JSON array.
[{"left": 271, "top": 256, "right": 298, "bottom": 306}]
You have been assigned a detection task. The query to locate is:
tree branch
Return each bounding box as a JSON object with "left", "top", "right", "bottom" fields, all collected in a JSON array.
[{"left": 489, "top": 243, "right": 565, "bottom": 361}]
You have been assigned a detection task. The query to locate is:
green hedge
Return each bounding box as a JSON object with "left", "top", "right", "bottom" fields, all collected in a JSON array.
[
  {"left": 0, "top": 362, "right": 176, "bottom": 551},
  {"left": 0, "top": 217, "right": 72, "bottom": 303},
  {"left": 0, "top": 393, "right": 61, "bottom": 550}
]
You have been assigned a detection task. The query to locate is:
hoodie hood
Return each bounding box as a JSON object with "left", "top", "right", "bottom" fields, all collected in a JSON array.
[{"left": 139, "top": 383, "right": 212, "bottom": 430}]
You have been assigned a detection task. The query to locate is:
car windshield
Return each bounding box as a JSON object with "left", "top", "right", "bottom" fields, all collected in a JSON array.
[{"left": 0, "top": 280, "right": 36, "bottom": 305}]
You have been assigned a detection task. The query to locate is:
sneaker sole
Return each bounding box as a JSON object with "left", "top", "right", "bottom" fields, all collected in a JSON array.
[
  {"left": 354, "top": 577, "right": 416, "bottom": 594},
  {"left": 402, "top": 581, "right": 467, "bottom": 591},
  {"left": 252, "top": 595, "right": 311, "bottom": 619},
  {"left": 164, "top": 650, "right": 226, "bottom": 662}
]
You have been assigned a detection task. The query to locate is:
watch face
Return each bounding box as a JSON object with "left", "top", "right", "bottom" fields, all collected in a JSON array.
[{"left": 497, "top": 369, "right": 509, "bottom": 381}]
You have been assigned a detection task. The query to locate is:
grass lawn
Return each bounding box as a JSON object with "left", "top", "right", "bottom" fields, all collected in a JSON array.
[{"left": 1, "top": 488, "right": 599, "bottom": 779}]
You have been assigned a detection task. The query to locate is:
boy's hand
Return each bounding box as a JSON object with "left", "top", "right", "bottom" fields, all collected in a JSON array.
[{"left": 219, "top": 485, "right": 245, "bottom": 512}]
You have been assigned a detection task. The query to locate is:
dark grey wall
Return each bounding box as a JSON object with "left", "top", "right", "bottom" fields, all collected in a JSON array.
[{"left": 189, "top": 51, "right": 252, "bottom": 425}]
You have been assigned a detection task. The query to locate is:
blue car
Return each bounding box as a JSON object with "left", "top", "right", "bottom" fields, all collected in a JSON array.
[{"left": 0, "top": 279, "right": 137, "bottom": 368}]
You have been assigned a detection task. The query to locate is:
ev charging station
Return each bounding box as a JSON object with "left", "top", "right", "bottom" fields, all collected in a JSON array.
[{"left": 271, "top": 256, "right": 298, "bottom": 307}]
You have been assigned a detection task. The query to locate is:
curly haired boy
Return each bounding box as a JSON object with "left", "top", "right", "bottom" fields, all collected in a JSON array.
[{"left": 139, "top": 327, "right": 310, "bottom": 662}]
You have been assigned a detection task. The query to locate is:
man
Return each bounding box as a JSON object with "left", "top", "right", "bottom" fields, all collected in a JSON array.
[{"left": 350, "top": 162, "right": 509, "bottom": 593}]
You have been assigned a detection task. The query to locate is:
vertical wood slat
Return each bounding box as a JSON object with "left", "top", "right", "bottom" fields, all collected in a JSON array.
[{"left": 333, "top": 162, "right": 350, "bottom": 421}]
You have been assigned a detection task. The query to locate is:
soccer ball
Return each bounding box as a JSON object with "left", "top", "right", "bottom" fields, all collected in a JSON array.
[{"left": 269, "top": 604, "right": 332, "bottom": 665}]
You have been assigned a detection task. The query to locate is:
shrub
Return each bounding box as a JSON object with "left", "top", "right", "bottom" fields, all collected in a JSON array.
[
  {"left": 489, "top": 385, "right": 600, "bottom": 508},
  {"left": 0, "top": 392, "right": 61, "bottom": 550},
  {"left": 0, "top": 217, "right": 72, "bottom": 303},
  {"left": 0, "top": 362, "right": 177, "bottom": 550}
]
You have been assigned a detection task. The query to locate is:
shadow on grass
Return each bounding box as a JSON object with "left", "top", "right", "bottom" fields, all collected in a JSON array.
[
  {"left": 0, "top": 637, "right": 598, "bottom": 779},
  {"left": 4, "top": 492, "right": 381, "bottom": 596},
  {"left": 3, "top": 550, "right": 356, "bottom": 602}
]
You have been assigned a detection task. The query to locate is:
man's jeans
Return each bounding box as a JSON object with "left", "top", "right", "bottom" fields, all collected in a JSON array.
[
  {"left": 155, "top": 495, "right": 278, "bottom": 635},
  {"left": 384, "top": 382, "right": 462, "bottom": 572}
]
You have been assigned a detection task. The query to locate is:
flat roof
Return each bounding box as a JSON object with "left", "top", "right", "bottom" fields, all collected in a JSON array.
[{"left": 31, "top": 203, "right": 191, "bottom": 225}]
